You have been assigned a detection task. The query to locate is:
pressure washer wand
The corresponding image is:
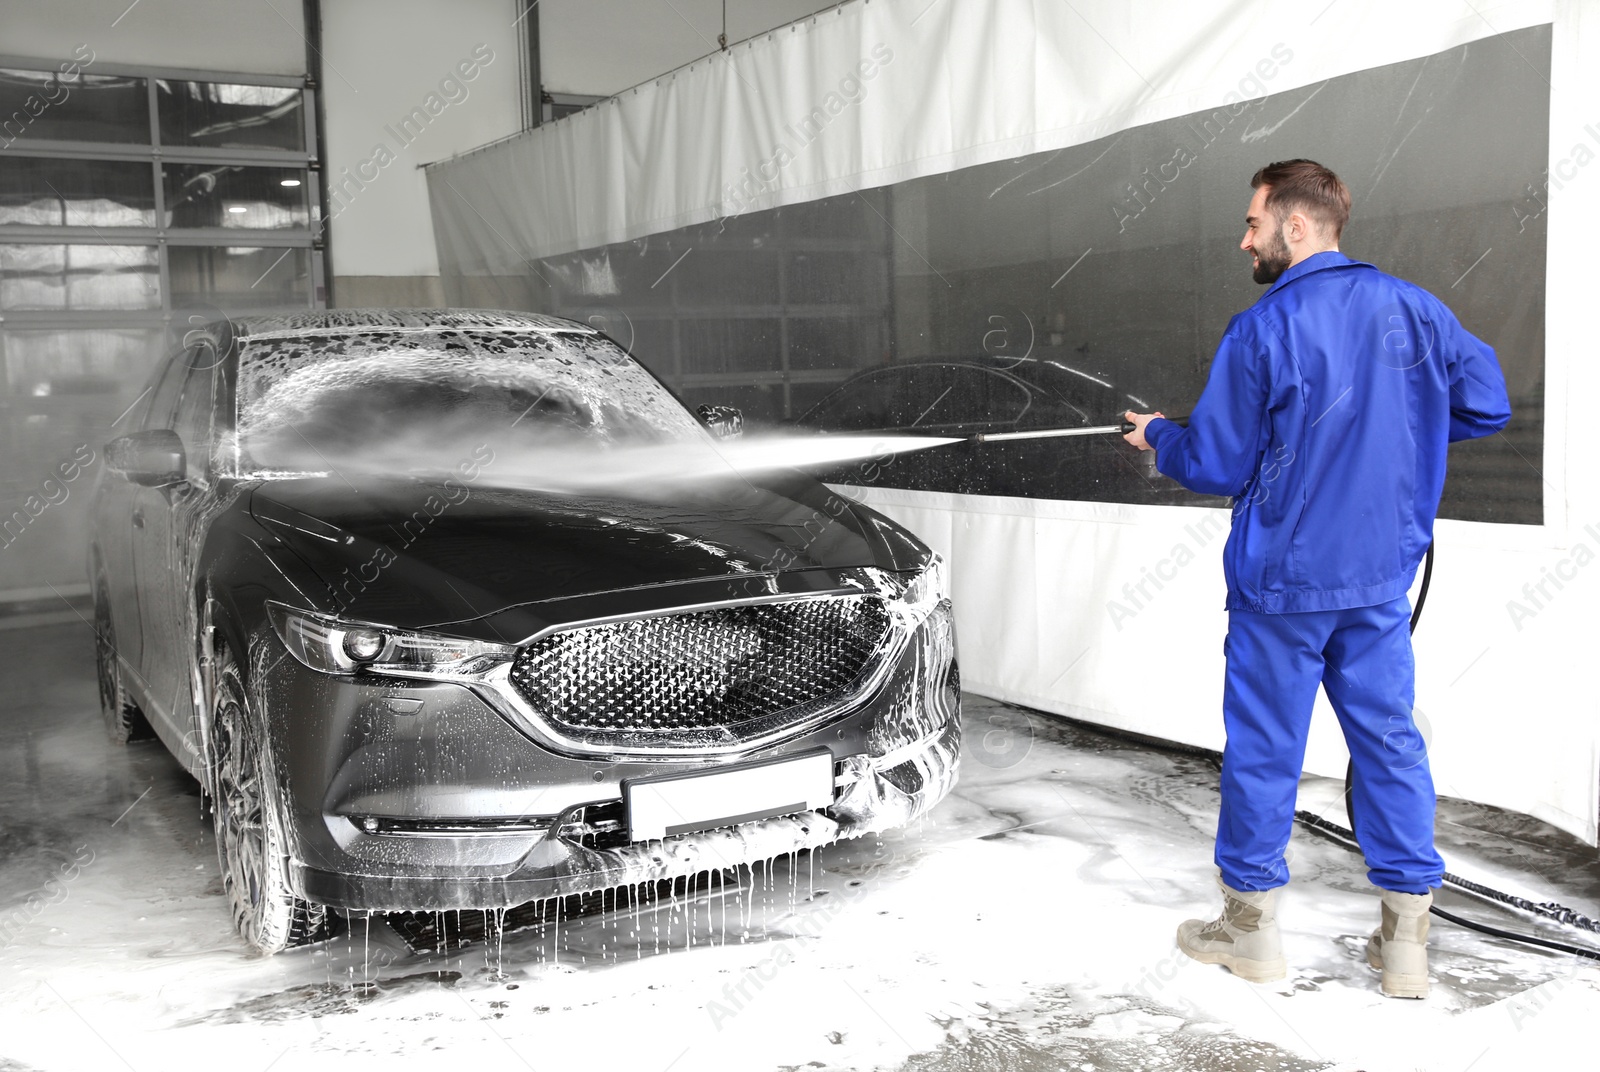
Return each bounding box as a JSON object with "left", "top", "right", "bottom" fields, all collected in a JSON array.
[{"left": 971, "top": 415, "right": 1189, "bottom": 443}]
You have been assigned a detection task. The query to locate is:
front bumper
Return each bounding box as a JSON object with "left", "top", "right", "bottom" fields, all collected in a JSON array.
[{"left": 252, "top": 598, "right": 960, "bottom": 912}]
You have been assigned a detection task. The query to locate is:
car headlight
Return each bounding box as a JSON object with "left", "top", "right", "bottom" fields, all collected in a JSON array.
[
  {"left": 899, "top": 554, "right": 949, "bottom": 612},
  {"left": 266, "top": 602, "right": 515, "bottom": 679}
]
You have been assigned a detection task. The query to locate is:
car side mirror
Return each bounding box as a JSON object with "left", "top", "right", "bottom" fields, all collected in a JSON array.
[
  {"left": 696, "top": 404, "right": 744, "bottom": 440},
  {"left": 106, "top": 429, "right": 186, "bottom": 488}
]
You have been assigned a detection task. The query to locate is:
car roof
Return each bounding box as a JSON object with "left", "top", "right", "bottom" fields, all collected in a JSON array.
[
  {"left": 792, "top": 351, "right": 1156, "bottom": 429},
  {"left": 222, "top": 308, "right": 595, "bottom": 343},
  {"left": 849, "top": 353, "right": 1119, "bottom": 390}
]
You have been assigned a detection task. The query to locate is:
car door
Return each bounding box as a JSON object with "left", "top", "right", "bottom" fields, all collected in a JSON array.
[
  {"left": 101, "top": 352, "right": 187, "bottom": 684},
  {"left": 131, "top": 347, "right": 215, "bottom": 742}
]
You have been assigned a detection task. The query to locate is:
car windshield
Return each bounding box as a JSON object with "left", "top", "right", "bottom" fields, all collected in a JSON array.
[{"left": 232, "top": 328, "right": 706, "bottom": 475}]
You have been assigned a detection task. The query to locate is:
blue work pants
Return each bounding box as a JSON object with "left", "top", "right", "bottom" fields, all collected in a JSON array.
[{"left": 1216, "top": 596, "right": 1445, "bottom": 894}]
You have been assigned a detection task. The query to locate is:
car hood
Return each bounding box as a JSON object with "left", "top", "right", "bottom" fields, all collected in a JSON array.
[{"left": 248, "top": 473, "right": 921, "bottom": 629}]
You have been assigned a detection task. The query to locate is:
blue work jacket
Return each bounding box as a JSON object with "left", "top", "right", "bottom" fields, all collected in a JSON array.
[{"left": 1145, "top": 250, "right": 1511, "bottom": 614}]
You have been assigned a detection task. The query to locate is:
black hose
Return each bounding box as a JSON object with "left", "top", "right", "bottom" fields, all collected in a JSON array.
[
  {"left": 1429, "top": 905, "right": 1600, "bottom": 960},
  {"left": 1440, "top": 873, "right": 1600, "bottom": 934},
  {"left": 1409, "top": 537, "right": 1435, "bottom": 632}
]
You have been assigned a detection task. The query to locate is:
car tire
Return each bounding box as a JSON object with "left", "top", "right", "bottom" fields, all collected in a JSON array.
[
  {"left": 210, "top": 643, "right": 333, "bottom": 954},
  {"left": 92, "top": 576, "right": 152, "bottom": 745}
]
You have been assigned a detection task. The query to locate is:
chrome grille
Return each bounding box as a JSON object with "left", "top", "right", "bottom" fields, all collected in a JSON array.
[{"left": 508, "top": 596, "right": 890, "bottom": 735}]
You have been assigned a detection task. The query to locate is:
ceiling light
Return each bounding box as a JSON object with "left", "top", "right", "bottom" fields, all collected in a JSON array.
[
  {"left": 280, "top": 178, "right": 302, "bottom": 187},
  {"left": 227, "top": 205, "right": 248, "bottom": 213}
]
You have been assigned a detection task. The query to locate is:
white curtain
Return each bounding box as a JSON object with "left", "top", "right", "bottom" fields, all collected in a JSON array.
[{"left": 429, "top": 0, "right": 1554, "bottom": 262}]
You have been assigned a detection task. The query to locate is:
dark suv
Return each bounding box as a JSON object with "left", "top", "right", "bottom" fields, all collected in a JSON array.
[{"left": 90, "top": 310, "right": 960, "bottom": 954}]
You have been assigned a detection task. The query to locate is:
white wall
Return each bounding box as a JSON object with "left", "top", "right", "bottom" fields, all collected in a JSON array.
[
  {"left": 540, "top": 0, "right": 838, "bottom": 96},
  {"left": 315, "top": 0, "right": 834, "bottom": 289},
  {"left": 320, "top": 0, "right": 524, "bottom": 287},
  {"left": 318, "top": 0, "right": 832, "bottom": 289},
  {"left": 3, "top": 0, "right": 304, "bottom": 75}
]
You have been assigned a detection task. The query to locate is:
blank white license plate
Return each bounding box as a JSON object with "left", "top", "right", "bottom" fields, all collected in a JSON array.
[{"left": 624, "top": 748, "right": 834, "bottom": 841}]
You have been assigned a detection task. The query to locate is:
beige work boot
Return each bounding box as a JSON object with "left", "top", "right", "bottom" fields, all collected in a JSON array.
[
  {"left": 1366, "top": 888, "right": 1432, "bottom": 998},
  {"left": 1176, "top": 876, "right": 1287, "bottom": 983}
]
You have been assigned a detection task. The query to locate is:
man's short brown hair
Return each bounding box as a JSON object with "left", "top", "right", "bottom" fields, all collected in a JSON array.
[{"left": 1251, "top": 159, "right": 1351, "bottom": 240}]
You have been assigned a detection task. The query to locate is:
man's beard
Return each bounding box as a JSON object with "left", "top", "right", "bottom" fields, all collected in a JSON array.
[{"left": 1252, "top": 227, "right": 1291, "bottom": 285}]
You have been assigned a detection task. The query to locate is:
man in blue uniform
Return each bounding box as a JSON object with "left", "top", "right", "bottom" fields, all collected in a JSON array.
[{"left": 1124, "top": 159, "right": 1510, "bottom": 998}]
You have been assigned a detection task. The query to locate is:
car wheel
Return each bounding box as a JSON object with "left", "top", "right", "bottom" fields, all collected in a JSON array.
[
  {"left": 92, "top": 577, "right": 152, "bottom": 745},
  {"left": 210, "top": 644, "right": 333, "bottom": 954}
]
